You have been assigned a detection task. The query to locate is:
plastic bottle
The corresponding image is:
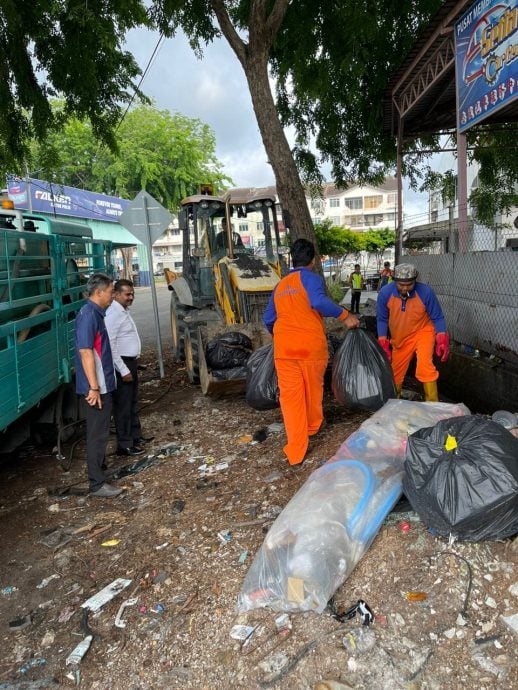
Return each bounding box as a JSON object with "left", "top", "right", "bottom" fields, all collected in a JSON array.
[{"left": 66, "top": 635, "right": 93, "bottom": 666}]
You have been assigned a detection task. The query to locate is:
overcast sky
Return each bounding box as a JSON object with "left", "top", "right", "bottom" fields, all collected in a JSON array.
[{"left": 124, "top": 27, "right": 429, "bottom": 225}]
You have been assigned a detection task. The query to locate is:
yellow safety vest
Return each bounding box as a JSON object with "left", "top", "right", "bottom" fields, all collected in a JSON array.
[{"left": 351, "top": 273, "right": 362, "bottom": 290}]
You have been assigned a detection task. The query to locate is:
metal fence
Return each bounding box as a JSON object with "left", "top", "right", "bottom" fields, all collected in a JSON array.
[{"left": 402, "top": 220, "right": 518, "bottom": 366}]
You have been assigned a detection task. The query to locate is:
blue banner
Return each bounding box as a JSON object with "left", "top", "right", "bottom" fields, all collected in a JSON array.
[
  {"left": 7, "top": 177, "right": 131, "bottom": 223},
  {"left": 455, "top": 0, "right": 517, "bottom": 133}
]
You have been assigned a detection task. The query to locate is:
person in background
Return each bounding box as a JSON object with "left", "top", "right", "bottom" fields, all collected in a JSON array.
[
  {"left": 376, "top": 263, "right": 450, "bottom": 401},
  {"left": 264, "top": 238, "right": 360, "bottom": 465},
  {"left": 75, "top": 273, "right": 121, "bottom": 498},
  {"left": 105, "top": 279, "right": 154, "bottom": 456},
  {"left": 215, "top": 216, "right": 244, "bottom": 252},
  {"left": 378, "top": 261, "right": 393, "bottom": 291},
  {"left": 348, "top": 264, "right": 363, "bottom": 314}
]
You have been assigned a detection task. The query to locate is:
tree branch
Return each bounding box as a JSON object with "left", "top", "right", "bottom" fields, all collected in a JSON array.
[
  {"left": 210, "top": 0, "right": 247, "bottom": 66},
  {"left": 249, "top": 0, "right": 289, "bottom": 52},
  {"left": 264, "top": 0, "right": 290, "bottom": 41}
]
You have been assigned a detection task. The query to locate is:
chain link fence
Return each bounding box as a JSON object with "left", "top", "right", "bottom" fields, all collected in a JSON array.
[{"left": 402, "top": 219, "right": 518, "bottom": 367}]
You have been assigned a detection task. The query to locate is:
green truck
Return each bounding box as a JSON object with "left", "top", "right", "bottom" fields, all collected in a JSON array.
[{"left": 0, "top": 201, "right": 113, "bottom": 454}]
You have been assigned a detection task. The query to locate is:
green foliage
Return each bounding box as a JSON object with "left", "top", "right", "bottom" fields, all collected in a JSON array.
[
  {"left": 325, "top": 277, "right": 344, "bottom": 302},
  {"left": 314, "top": 218, "right": 364, "bottom": 257},
  {"left": 0, "top": 0, "right": 149, "bottom": 171},
  {"left": 272, "top": 0, "right": 443, "bottom": 186},
  {"left": 362, "top": 228, "right": 395, "bottom": 267},
  {"left": 28, "top": 103, "right": 232, "bottom": 209}
]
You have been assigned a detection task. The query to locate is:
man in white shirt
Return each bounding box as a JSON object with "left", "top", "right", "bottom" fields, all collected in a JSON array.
[{"left": 105, "top": 280, "right": 154, "bottom": 456}]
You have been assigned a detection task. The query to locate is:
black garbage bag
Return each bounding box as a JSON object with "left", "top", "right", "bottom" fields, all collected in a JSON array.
[
  {"left": 331, "top": 329, "right": 396, "bottom": 410},
  {"left": 211, "top": 366, "right": 248, "bottom": 380},
  {"left": 245, "top": 344, "right": 279, "bottom": 410},
  {"left": 324, "top": 332, "right": 344, "bottom": 391},
  {"left": 206, "top": 332, "right": 253, "bottom": 370},
  {"left": 403, "top": 416, "right": 518, "bottom": 541}
]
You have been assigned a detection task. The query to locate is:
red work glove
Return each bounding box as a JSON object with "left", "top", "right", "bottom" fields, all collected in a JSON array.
[
  {"left": 378, "top": 337, "right": 392, "bottom": 362},
  {"left": 435, "top": 332, "right": 450, "bottom": 362}
]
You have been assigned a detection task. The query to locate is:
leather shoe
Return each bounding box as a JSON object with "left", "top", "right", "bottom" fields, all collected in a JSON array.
[
  {"left": 133, "top": 436, "right": 154, "bottom": 444},
  {"left": 116, "top": 446, "right": 144, "bottom": 457},
  {"left": 90, "top": 483, "right": 122, "bottom": 498}
]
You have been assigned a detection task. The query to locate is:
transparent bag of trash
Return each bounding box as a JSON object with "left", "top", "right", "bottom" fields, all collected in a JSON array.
[{"left": 238, "top": 400, "right": 469, "bottom": 614}]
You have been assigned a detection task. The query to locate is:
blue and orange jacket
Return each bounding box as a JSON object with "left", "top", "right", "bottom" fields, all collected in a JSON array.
[
  {"left": 376, "top": 281, "right": 446, "bottom": 349},
  {"left": 263, "top": 267, "right": 348, "bottom": 360}
]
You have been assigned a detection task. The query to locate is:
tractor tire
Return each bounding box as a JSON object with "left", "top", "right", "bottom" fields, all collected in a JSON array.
[
  {"left": 170, "top": 292, "right": 186, "bottom": 361},
  {"left": 184, "top": 324, "right": 201, "bottom": 384}
]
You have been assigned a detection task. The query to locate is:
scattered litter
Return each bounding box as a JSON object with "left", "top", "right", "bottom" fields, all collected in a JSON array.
[
  {"left": 398, "top": 520, "right": 411, "bottom": 533},
  {"left": 238, "top": 551, "right": 248, "bottom": 565},
  {"left": 101, "top": 539, "right": 120, "bottom": 547},
  {"left": 57, "top": 605, "right": 75, "bottom": 623},
  {"left": 263, "top": 471, "right": 282, "bottom": 483},
  {"left": 171, "top": 499, "right": 185, "bottom": 514},
  {"left": 155, "top": 542, "right": 169, "bottom": 551},
  {"left": 38, "top": 527, "right": 74, "bottom": 550},
  {"left": 36, "top": 574, "right": 60, "bottom": 589},
  {"left": 501, "top": 612, "right": 518, "bottom": 635},
  {"left": 152, "top": 571, "right": 169, "bottom": 584},
  {"left": 159, "top": 443, "right": 182, "bottom": 457},
  {"left": 0, "top": 679, "right": 58, "bottom": 689},
  {"left": 230, "top": 624, "right": 256, "bottom": 642},
  {"left": 196, "top": 478, "right": 218, "bottom": 490},
  {"left": 237, "top": 435, "right": 253, "bottom": 444},
  {"left": 9, "top": 614, "right": 32, "bottom": 631},
  {"left": 19, "top": 658, "right": 46, "bottom": 674},
  {"left": 41, "top": 631, "right": 55, "bottom": 647},
  {"left": 48, "top": 504, "right": 60, "bottom": 513},
  {"left": 472, "top": 653, "right": 507, "bottom": 678},
  {"left": 253, "top": 428, "right": 268, "bottom": 443},
  {"left": 110, "top": 455, "right": 159, "bottom": 480},
  {"left": 66, "top": 635, "right": 93, "bottom": 665},
  {"left": 342, "top": 626, "right": 376, "bottom": 654},
  {"left": 215, "top": 462, "right": 229, "bottom": 472},
  {"left": 508, "top": 582, "right": 518, "bottom": 597},
  {"left": 150, "top": 603, "right": 165, "bottom": 614},
  {"left": 258, "top": 651, "right": 289, "bottom": 674},
  {"left": 274, "top": 614, "right": 292, "bottom": 631},
  {"left": 485, "top": 596, "right": 497, "bottom": 609},
  {"left": 217, "top": 530, "right": 232, "bottom": 544},
  {"left": 81, "top": 578, "right": 132, "bottom": 612},
  {"left": 267, "top": 422, "right": 284, "bottom": 433},
  {"left": 139, "top": 605, "right": 147, "bottom": 614},
  {"left": 404, "top": 591, "right": 428, "bottom": 601},
  {"left": 1, "top": 586, "right": 18, "bottom": 596},
  {"left": 114, "top": 597, "right": 138, "bottom": 628}
]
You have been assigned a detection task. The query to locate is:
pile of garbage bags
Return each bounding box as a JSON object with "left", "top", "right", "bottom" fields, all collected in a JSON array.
[
  {"left": 245, "top": 344, "right": 279, "bottom": 410},
  {"left": 238, "top": 399, "right": 469, "bottom": 613},
  {"left": 205, "top": 332, "right": 252, "bottom": 381}
]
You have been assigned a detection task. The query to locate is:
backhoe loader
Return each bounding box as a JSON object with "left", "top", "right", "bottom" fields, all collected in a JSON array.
[{"left": 165, "top": 190, "right": 287, "bottom": 395}]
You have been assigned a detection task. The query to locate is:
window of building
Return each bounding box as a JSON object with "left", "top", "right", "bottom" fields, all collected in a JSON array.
[
  {"left": 238, "top": 223, "right": 248, "bottom": 233},
  {"left": 256, "top": 238, "right": 266, "bottom": 247},
  {"left": 388, "top": 193, "right": 397, "bottom": 206},
  {"left": 312, "top": 217, "right": 322, "bottom": 225},
  {"left": 257, "top": 222, "right": 264, "bottom": 232},
  {"left": 364, "top": 214, "right": 384, "bottom": 226},
  {"left": 345, "top": 197, "right": 362, "bottom": 210},
  {"left": 349, "top": 215, "right": 364, "bottom": 226},
  {"left": 384, "top": 213, "right": 395, "bottom": 222},
  {"left": 364, "top": 195, "right": 383, "bottom": 209},
  {"left": 329, "top": 198, "right": 340, "bottom": 208},
  {"left": 330, "top": 216, "right": 340, "bottom": 225}
]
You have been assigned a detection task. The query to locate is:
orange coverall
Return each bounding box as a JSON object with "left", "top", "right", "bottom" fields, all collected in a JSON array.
[
  {"left": 263, "top": 268, "right": 349, "bottom": 464},
  {"left": 376, "top": 281, "right": 447, "bottom": 385}
]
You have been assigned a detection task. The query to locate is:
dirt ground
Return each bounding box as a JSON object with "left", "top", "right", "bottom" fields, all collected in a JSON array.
[{"left": 0, "top": 351, "right": 516, "bottom": 690}]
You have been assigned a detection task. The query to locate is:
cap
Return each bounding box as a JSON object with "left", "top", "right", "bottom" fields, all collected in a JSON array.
[{"left": 394, "top": 263, "right": 417, "bottom": 280}]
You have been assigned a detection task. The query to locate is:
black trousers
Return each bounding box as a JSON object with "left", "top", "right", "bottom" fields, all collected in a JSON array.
[
  {"left": 113, "top": 356, "right": 142, "bottom": 448},
  {"left": 82, "top": 393, "right": 112, "bottom": 492},
  {"left": 351, "top": 290, "right": 361, "bottom": 314}
]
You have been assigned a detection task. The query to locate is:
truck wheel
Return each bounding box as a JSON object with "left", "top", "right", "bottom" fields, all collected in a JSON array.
[
  {"left": 184, "top": 325, "right": 200, "bottom": 384},
  {"left": 170, "top": 292, "right": 186, "bottom": 361}
]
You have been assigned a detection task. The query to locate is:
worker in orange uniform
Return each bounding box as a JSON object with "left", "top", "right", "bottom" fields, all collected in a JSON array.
[
  {"left": 263, "top": 239, "right": 360, "bottom": 465},
  {"left": 376, "top": 263, "right": 450, "bottom": 401}
]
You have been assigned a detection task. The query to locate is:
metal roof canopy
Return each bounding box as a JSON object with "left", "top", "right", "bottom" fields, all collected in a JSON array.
[
  {"left": 384, "top": 0, "right": 518, "bottom": 258},
  {"left": 383, "top": 0, "right": 518, "bottom": 138}
]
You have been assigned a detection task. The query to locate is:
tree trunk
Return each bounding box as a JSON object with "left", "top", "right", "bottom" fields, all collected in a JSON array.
[
  {"left": 120, "top": 247, "right": 134, "bottom": 281},
  {"left": 243, "top": 54, "right": 316, "bottom": 247}
]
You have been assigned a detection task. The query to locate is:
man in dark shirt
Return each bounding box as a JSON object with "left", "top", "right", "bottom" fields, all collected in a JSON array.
[{"left": 75, "top": 273, "right": 121, "bottom": 498}]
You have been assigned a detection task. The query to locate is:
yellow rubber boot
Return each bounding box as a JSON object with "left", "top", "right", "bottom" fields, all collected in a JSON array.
[
  {"left": 423, "top": 381, "right": 439, "bottom": 402},
  {"left": 395, "top": 383, "right": 402, "bottom": 399}
]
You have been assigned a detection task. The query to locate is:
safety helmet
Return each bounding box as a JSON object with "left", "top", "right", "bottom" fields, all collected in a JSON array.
[{"left": 393, "top": 263, "right": 417, "bottom": 280}]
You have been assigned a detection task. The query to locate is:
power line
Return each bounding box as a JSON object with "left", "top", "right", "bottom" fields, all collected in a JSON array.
[{"left": 115, "top": 33, "right": 165, "bottom": 132}]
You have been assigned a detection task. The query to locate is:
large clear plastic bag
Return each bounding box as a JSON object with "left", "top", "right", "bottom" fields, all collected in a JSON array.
[
  {"left": 331, "top": 329, "right": 396, "bottom": 410},
  {"left": 245, "top": 344, "right": 279, "bottom": 410},
  {"left": 238, "top": 400, "right": 469, "bottom": 613},
  {"left": 404, "top": 416, "right": 518, "bottom": 541}
]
